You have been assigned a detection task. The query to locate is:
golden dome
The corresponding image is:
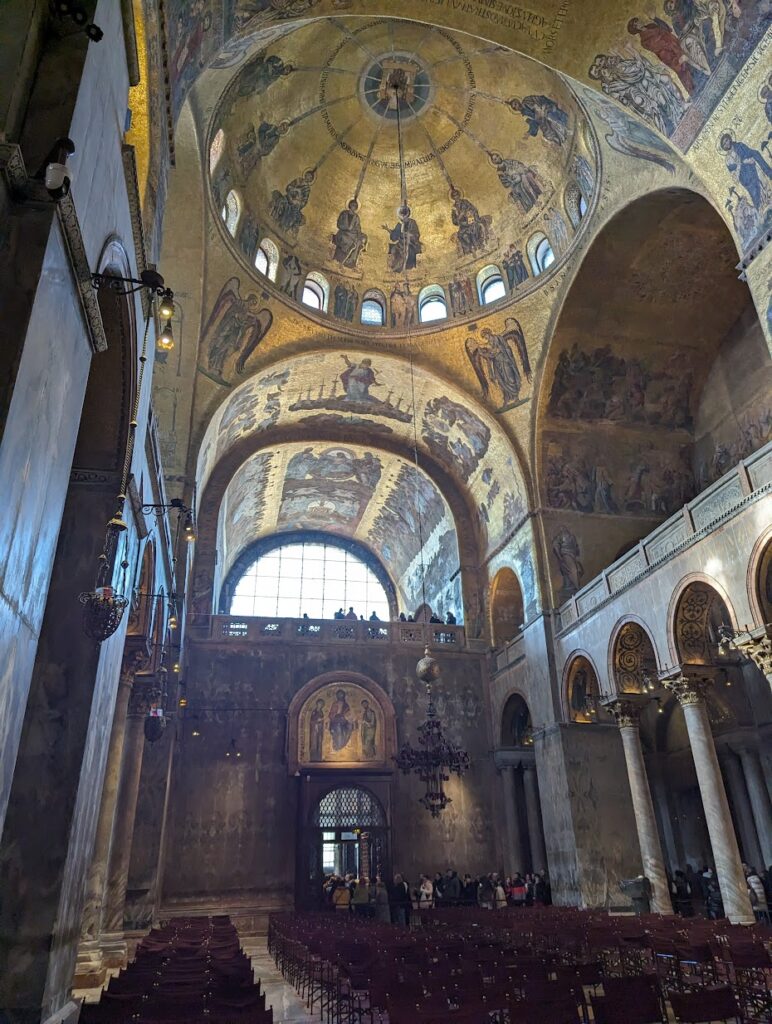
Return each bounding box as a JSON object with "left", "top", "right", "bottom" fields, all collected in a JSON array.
[{"left": 207, "top": 17, "right": 597, "bottom": 330}]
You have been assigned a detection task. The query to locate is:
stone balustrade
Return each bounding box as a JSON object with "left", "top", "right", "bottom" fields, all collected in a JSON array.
[{"left": 190, "top": 614, "right": 468, "bottom": 649}]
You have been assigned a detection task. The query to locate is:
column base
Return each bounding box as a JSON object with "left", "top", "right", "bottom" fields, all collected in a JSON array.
[
  {"left": 99, "top": 930, "right": 128, "bottom": 971},
  {"left": 72, "top": 939, "right": 107, "bottom": 990}
]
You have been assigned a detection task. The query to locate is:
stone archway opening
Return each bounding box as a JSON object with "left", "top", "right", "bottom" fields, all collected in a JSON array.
[{"left": 490, "top": 567, "right": 525, "bottom": 648}]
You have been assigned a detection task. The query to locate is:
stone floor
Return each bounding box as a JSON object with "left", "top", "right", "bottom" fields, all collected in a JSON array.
[{"left": 242, "top": 939, "right": 321, "bottom": 1023}]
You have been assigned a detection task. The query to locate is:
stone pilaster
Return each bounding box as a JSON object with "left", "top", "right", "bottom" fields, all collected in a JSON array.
[
  {"left": 719, "top": 748, "right": 763, "bottom": 871},
  {"left": 606, "top": 696, "right": 672, "bottom": 915},
  {"left": 499, "top": 764, "right": 526, "bottom": 874},
  {"left": 99, "top": 671, "right": 157, "bottom": 966},
  {"left": 737, "top": 745, "right": 772, "bottom": 868},
  {"left": 662, "top": 672, "right": 754, "bottom": 924},
  {"left": 522, "top": 763, "right": 547, "bottom": 873},
  {"left": 74, "top": 646, "right": 149, "bottom": 988}
]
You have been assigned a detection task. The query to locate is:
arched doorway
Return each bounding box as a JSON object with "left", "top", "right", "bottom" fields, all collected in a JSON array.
[
  {"left": 490, "top": 567, "right": 525, "bottom": 647},
  {"left": 301, "top": 784, "right": 390, "bottom": 909}
]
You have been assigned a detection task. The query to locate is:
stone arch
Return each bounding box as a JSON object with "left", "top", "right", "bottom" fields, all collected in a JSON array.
[
  {"left": 128, "top": 540, "right": 156, "bottom": 639},
  {"left": 536, "top": 188, "right": 759, "bottom": 605},
  {"left": 501, "top": 692, "right": 533, "bottom": 748},
  {"left": 309, "top": 784, "right": 387, "bottom": 829},
  {"left": 747, "top": 526, "right": 772, "bottom": 627},
  {"left": 669, "top": 574, "right": 738, "bottom": 667},
  {"left": 608, "top": 616, "right": 660, "bottom": 695},
  {"left": 489, "top": 566, "right": 524, "bottom": 647},
  {"left": 562, "top": 650, "right": 601, "bottom": 723},
  {"left": 287, "top": 670, "right": 398, "bottom": 774}
]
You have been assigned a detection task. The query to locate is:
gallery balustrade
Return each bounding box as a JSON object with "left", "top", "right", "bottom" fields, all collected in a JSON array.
[{"left": 189, "top": 614, "right": 468, "bottom": 648}]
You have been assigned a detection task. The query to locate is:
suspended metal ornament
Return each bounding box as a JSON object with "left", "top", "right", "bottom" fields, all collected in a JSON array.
[{"left": 393, "top": 648, "right": 470, "bottom": 817}]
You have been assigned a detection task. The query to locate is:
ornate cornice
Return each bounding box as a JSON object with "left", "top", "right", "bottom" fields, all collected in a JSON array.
[{"left": 0, "top": 141, "right": 107, "bottom": 353}]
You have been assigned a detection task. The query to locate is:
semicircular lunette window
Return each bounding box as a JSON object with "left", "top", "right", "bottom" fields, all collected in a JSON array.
[
  {"left": 313, "top": 787, "right": 386, "bottom": 828},
  {"left": 230, "top": 541, "right": 390, "bottom": 620}
]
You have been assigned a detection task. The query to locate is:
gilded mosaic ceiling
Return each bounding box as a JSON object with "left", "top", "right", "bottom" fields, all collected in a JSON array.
[
  {"left": 217, "top": 442, "right": 460, "bottom": 607},
  {"left": 208, "top": 17, "right": 597, "bottom": 310}
]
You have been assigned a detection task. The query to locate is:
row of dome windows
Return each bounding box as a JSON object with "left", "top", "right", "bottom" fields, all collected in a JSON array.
[{"left": 220, "top": 187, "right": 585, "bottom": 326}]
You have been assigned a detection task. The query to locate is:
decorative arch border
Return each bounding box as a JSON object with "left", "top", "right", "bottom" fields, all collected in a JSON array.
[
  {"left": 560, "top": 647, "right": 601, "bottom": 721},
  {"left": 488, "top": 564, "right": 525, "bottom": 647},
  {"left": 607, "top": 614, "right": 662, "bottom": 695},
  {"left": 746, "top": 523, "right": 772, "bottom": 628},
  {"left": 498, "top": 688, "right": 533, "bottom": 746},
  {"left": 287, "top": 670, "right": 398, "bottom": 775},
  {"left": 666, "top": 571, "right": 739, "bottom": 668}
]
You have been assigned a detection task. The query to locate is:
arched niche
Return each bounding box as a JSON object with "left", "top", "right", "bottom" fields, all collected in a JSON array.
[
  {"left": 489, "top": 567, "right": 524, "bottom": 647},
  {"left": 564, "top": 653, "right": 601, "bottom": 723},
  {"left": 128, "top": 541, "right": 156, "bottom": 639},
  {"left": 537, "top": 189, "right": 760, "bottom": 604},
  {"left": 287, "top": 671, "right": 397, "bottom": 774},
  {"left": 501, "top": 693, "right": 533, "bottom": 748},
  {"left": 749, "top": 529, "right": 772, "bottom": 626},
  {"left": 609, "top": 618, "right": 659, "bottom": 694},
  {"left": 671, "top": 576, "right": 736, "bottom": 667}
]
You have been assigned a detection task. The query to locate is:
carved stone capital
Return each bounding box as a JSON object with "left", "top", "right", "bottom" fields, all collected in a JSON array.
[
  {"left": 602, "top": 691, "right": 651, "bottom": 728},
  {"left": 119, "top": 645, "right": 151, "bottom": 688},
  {"left": 732, "top": 634, "right": 772, "bottom": 677},
  {"left": 128, "top": 672, "right": 161, "bottom": 717},
  {"left": 661, "top": 673, "right": 711, "bottom": 707}
]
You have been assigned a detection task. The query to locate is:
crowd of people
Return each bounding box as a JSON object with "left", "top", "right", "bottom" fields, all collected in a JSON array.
[
  {"left": 321, "top": 868, "right": 552, "bottom": 925},
  {"left": 328, "top": 608, "right": 457, "bottom": 624},
  {"left": 669, "top": 862, "right": 771, "bottom": 920}
]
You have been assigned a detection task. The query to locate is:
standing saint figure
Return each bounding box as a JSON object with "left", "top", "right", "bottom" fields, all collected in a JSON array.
[
  {"left": 383, "top": 206, "right": 422, "bottom": 272},
  {"left": 270, "top": 168, "right": 315, "bottom": 237},
  {"left": 466, "top": 328, "right": 523, "bottom": 406},
  {"left": 331, "top": 199, "right": 367, "bottom": 269},
  {"left": 627, "top": 16, "right": 695, "bottom": 98},
  {"left": 552, "top": 526, "right": 584, "bottom": 596},
  {"left": 508, "top": 94, "right": 569, "bottom": 145},
  {"left": 328, "top": 688, "right": 354, "bottom": 752},
  {"left": 588, "top": 49, "right": 685, "bottom": 136},
  {"left": 489, "top": 152, "right": 543, "bottom": 213},
  {"left": 544, "top": 208, "right": 571, "bottom": 256},
  {"left": 201, "top": 277, "right": 274, "bottom": 378},
  {"left": 360, "top": 699, "right": 377, "bottom": 759},
  {"left": 309, "top": 698, "right": 325, "bottom": 761},
  {"left": 449, "top": 187, "right": 492, "bottom": 256},
  {"left": 720, "top": 131, "right": 772, "bottom": 213}
]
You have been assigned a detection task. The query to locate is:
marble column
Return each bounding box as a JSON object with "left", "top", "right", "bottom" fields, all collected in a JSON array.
[
  {"left": 500, "top": 764, "right": 526, "bottom": 874},
  {"left": 74, "top": 646, "right": 149, "bottom": 987},
  {"left": 608, "top": 698, "right": 672, "bottom": 915},
  {"left": 99, "top": 672, "right": 156, "bottom": 964},
  {"left": 738, "top": 746, "right": 772, "bottom": 868},
  {"left": 719, "top": 749, "right": 763, "bottom": 871},
  {"left": 663, "top": 674, "right": 754, "bottom": 925},
  {"left": 523, "top": 763, "right": 547, "bottom": 872}
]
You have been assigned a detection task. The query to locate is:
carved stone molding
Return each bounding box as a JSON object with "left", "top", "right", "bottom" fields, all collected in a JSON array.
[
  {"left": 727, "top": 627, "right": 772, "bottom": 678},
  {"left": 0, "top": 141, "right": 107, "bottom": 353},
  {"left": 128, "top": 672, "right": 161, "bottom": 717},
  {"left": 604, "top": 696, "right": 646, "bottom": 729},
  {"left": 660, "top": 671, "right": 712, "bottom": 707}
]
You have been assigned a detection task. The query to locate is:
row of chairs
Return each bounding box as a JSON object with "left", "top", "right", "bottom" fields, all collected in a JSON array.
[
  {"left": 267, "top": 907, "right": 771, "bottom": 1023},
  {"left": 80, "top": 915, "right": 273, "bottom": 1023}
]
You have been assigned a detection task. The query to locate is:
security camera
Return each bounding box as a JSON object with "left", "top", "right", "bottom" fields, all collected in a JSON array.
[{"left": 40, "top": 137, "right": 75, "bottom": 201}]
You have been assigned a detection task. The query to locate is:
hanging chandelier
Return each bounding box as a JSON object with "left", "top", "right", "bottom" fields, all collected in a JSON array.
[{"left": 393, "top": 648, "right": 470, "bottom": 816}]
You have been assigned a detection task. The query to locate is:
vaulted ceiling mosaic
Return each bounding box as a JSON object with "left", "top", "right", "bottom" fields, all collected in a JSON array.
[
  {"left": 216, "top": 442, "right": 460, "bottom": 604},
  {"left": 207, "top": 17, "right": 597, "bottom": 310}
]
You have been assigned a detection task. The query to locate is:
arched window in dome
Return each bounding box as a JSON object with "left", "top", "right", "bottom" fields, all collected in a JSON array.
[
  {"left": 221, "top": 190, "right": 241, "bottom": 236},
  {"left": 360, "top": 290, "right": 386, "bottom": 326},
  {"left": 255, "top": 237, "right": 279, "bottom": 282},
  {"left": 564, "top": 181, "right": 588, "bottom": 229},
  {"left": 477, "top": 264, "right": 507, "bottom": 306},
  {"left": 209, "top": 128, "right": 225, "bottom": 172},
  {"left": 302, "top": 271, "right": 329, "bottom": 313},
  {"left": 418, "top": 285, "right": 448, "bottom": 324},
  {"left": 527, "top": 232, "right": 555, "bottom": 277}
]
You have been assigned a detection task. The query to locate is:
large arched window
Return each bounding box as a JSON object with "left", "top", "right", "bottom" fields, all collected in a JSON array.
[
  {"left": 229, "top": 540, "right": 390, "bottom": 620},
  {"left": 527, "top": 232, "right": 554, "bottom": 276},
  {"left": 418, "top": 285, "right": 448, "bottom": 324},
  {"left": 209, "top": 128, "right": 225, "bottom": 172},
  {"left": 476, "top": 264, "right": 506, "bottom": 306},
  {"left": 255, "top": 237, "right": 280, "bottom": 281},
  {"left": 221, "top": 189, "right": 241, "bottom": 236},
  {"left": 302, "top": 271, "right": 329, "bottom": 313},
  {"left": 360, "top": 289, "right": 386, "bottom": 326}
]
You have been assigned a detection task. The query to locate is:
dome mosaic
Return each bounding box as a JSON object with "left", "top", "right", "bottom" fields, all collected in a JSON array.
[{"left": 208, "top": 17, "right": 598, "bottom": 329}]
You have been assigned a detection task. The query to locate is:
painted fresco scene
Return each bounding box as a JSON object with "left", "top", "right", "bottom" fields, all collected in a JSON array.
[{"left": 298, "top": 682, "right": 386, "bottom": 765}]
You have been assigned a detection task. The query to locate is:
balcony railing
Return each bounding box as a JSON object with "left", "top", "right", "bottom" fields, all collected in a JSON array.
[{"left": 189, "top": 615, "right": 468, "bottom": 648}]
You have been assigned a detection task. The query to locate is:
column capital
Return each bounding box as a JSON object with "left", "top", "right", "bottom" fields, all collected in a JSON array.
[
  {"left": 128, "top": 672, "right": 161, "bottom": 717},
  {"left": 119, "top": 644, "right": 151, "bottom": 690},
  {"left": 602, "top": 693, "right": 650, "bottom": 727},
  {"left": 731, "top": 633, "right": 772, "bottom": 676},
  {"left": 659, "top": 667, "right": 716, "bottom": 706}
]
